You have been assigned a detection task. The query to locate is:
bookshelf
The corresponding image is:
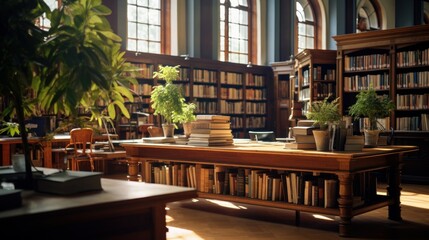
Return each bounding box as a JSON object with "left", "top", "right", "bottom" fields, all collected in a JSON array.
[
  {"left": 333, "top": 25, "right": 429, "bottom": 182},
  {"left": 294, "top": 49, "right": 337, "bottom": 116},
  {"left": 122, "top": 52, "right": 273, "bottom": 139},
  {"left": 271, "top": 60, "right": 295, "bottom": 138}
]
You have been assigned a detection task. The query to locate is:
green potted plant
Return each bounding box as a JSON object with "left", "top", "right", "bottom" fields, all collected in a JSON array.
[
  {"left": 0, "top": 0, "right": 136, "bottom": 188},
  {"left": 348, "top": 86, "right": 395, "bottom": 147},
  {"left": 173, "top": 102, "right": 197, "bottom": 138},
  {"left": 306, "top": 97, "right": 342, "bottom": 151},
  {"left": 151, "top": 65, "right": 185, "bottom": 137}
]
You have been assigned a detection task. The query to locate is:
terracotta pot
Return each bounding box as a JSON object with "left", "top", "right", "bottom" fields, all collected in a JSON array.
[
  {"left": 313, "top": 129, "right": 330, "bottom": 151},
  {"left": 162, "top": 124, "right": 175, "bottom": 138},
  {"left": 182, "top": 122, "right": 192, "bottom": 138},
  {"left": 364, "top": 129, "right": 380, "bottom": 147}
]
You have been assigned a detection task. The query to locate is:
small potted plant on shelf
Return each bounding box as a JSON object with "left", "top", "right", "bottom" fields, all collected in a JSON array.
[
  {"left": 151, "top": 65, "right": 185, "bottom": 137},
  {"left": 348, "top": 86, "right": 395, "bottom": 147},
  {"left": 306, "top": 97, "right": 342, "bottom": 151},
  {"left": 173, "top": 102, "right": 196, "bottom": 138}
]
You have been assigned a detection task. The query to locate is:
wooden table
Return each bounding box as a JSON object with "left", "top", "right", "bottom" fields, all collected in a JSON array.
[
  {"left": 0, "top": 178, "right": 197, "bottom": 239},
  {"left": 121, "top": 142, "right": 417, "bottom": 237}
]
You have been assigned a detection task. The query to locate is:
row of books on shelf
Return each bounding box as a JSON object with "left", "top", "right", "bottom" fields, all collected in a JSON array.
[
  {"left": 246, "top": 102, "right": 266, "bottom": 114},
  {"left": 129, "top": 83, "right": 153, "bottom": 95},
  {"left": 220, "top": 71, "right": 243, "bottom": 85},
  {"left": 193, "top": 69, "right": 217, "bottom": 83},
  {"left": 313, "top": 83, "right": 335, "bottom": 99},
  {"left": 343, "top": 73, "right": 390, "bottom": 92},
  {"left": 313, "top": 66, "right": 335, "bottom": 81},
  {"left": 193, "top": 85, "right": 217, "bottom": 98},
  {"left": 129, "top": 63, "right": 155, "bottom": 78},
  {"left": 195, "top": 101, "right": 217, "bottom": 114},
  {"left": 246, "top": 74, "right": 265, "bottom": 87},
  {"left": 245, "top": 89, "right": 266, "bottom": 100},
  {"left": 396, "top": 93, "right": 429, "bottom": 110},
  {"left": 396, "top": 48, "right": 429, "bottom": 67},
  {"left": 396, "top": 114, "right": 429, "bottom": 131},
  {"left": 220, "top": 100, "right": 243, "bottom": 114},
  {"left": 220, "top": 87, "right": 243, "bottom": 99},
  {"left": 246, "top": 117, "right": 266, "bottom": 129},
  {"left": 344, "top": 53, "right": 390, "bottom": 71},
  {"left": 145, "top": 161, "right": 376, "bottom": 208},
  {"left": 396, "top": 71, "right": 429, "bottom": 88}
]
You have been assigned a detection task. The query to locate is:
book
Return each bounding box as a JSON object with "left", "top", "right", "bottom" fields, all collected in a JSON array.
[
  {"left": 35, "top": 171, "right": 103, "bottom": 195},
  {"left": 191, "top": 121, "right": 231, "bottom": 129},
  {"left": 191, "top": 128, "right": 232, "bottom": 135},
  {"left": 284, "top": 142, "right": 316, "bottom": 150},
  {"left": 294, "top": 134, "right": 316, "bottom": 143},
  {"left": 324, "top": 179, "right": 337, "bottom": 208},
  {"left": 297, "top": 120, "right": 316, "bottom": 127},
  {"left": 196, "top": 115, "right": 231, "bottom": 122},
  {"left": 345, "top": 136, "right": 364, "bottom": 145},
  {"left": 142, "top": 137, "right": 176, "bottom": 143},
  {"left": 0, "top": 189, "right": 22, "bottom": 211},
  {"left": 292, "top": 126, "right": 316, "bottom": 135}
]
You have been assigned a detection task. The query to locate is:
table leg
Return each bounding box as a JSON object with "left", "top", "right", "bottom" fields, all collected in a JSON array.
[
  {"left": 152, "top": 204, "right": 167, "bottom": 240},
  {"left": 127, "top": 157, "right": 141, "bottom": 181},
  {"left": 388, "top": 153, "right": 402, "bottom": 221},
  {"left": 338, "top": 173, "right": 354, "bottom": 237}
]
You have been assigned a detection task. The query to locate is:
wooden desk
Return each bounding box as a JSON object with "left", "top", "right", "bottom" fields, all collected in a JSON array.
[
  {"left": 121, "top": 143, "right": 417, "bottom": 237},
  {"left": 0, "top": 178, "right": 197, "bottom": 239}
]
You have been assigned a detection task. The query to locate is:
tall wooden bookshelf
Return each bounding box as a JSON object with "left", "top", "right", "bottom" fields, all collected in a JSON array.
[
  {"left": 271, "top": 60, "right": 295, "bottom": 138},
  {"left": 122, "top": 52, "right": 273, "bottom": 138},
  {"left": 294, "top": 49, "right": 337, "bottom": 116},
  {"left": 333, "top": 25, "right": 429, "bottom": 182}
]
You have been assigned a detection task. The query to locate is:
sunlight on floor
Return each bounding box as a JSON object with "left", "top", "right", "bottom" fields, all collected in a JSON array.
[
  {"left": 167, "top": 226, "right": 204, "bottom": 240},
  {"left": 378, "top": 188, "right": 429, "bottom": 210},
  {"left": 312, "top": 214, "right": 335, "bottom": 221},
  {"left": 205, "top": 199, "right": 242, "bottom": 209}
]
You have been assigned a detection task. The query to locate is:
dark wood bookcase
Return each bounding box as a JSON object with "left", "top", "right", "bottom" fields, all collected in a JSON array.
[
  {"left": 121, "top": 52, "right": 273, "bottom": 138},
  {"left": 333, "top": 25, "right": 429, "bottom": 183},
  {"left": 294, "top": 49, "right": 337, "bottom": 116}
]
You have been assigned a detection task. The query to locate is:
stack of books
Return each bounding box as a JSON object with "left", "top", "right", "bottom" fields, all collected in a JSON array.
[
  {"left": 344, "top": 135, "right": 365, "bottom": 151},
  {"left": 285, "top": 120, "right": 317, "bottom": 150},
  {"left": 188, "top": 115, "right": 234, "bottom": 146}
]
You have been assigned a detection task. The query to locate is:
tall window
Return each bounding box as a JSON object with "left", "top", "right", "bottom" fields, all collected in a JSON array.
[
  {"left": 220, "top": 0, "right": 250, "bottom": 64},
  {"left": 356, "top": 0, "right": 381, "bottom": 32},
  {"left": 296, "top": 0, "right": 315, "bottom": 54},
  {"left": 36, "top": 0, "right": 59, "bottom": 30},
  {"left": 127, "top": 0, "right": 161, "bottom": 53}
]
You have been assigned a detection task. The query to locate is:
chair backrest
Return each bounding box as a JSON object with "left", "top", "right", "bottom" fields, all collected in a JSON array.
[
  {"left": 147, "top": 126, "right": 164, "bottom": 137},
  {"left": 69, "top": 128, "right": 94, "bottom": 153}
]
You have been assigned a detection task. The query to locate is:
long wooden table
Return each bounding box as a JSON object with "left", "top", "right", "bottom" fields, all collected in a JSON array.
[
  {"left": 121, "top": 142, "right": 417, "bottom": 237},
  {"left": 0, "top": 177, "right": 197, "bottom": 239}
]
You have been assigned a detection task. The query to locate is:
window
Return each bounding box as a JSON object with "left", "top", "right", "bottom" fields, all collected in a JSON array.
[
  {"left": 356, "top": 0, "right": 381, "bottom": 32},
  {"left": 220, "top": 0, "right": 250, "bottom": 64},
  {"left": 36, "top": 0, "right": 59, "bottom": 30},
  {"left": 423, "top": 0, "right": 429, "bottom": 24},
  {"left": 296, "top": 0, "right": 315, "bottom": 54},
  {"left": 127, "top": 0, "right": 162, "bottom": 53}
]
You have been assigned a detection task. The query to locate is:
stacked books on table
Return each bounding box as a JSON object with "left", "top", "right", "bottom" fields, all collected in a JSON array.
[
  {"left": 284, "top": 120, "right": 317, "bottom": 150},
  {"left": 188, "top": 115, "right": 234, "bottom": 147},
  {"left": 344, "top": 135, "right": 365, "bottom": 151}
]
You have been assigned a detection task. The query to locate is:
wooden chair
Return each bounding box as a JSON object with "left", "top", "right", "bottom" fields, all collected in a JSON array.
[
  {"left": 66, "top": 128, "right": 96, "bottom": 171},
  {"left": 147, "top": 126, "right": 164, "bottom": 137}
]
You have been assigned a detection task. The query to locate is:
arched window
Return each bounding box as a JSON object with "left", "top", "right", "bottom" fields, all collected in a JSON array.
[
  {"left": 424, "top": 0, "right": 429, "bottom": 24},
  {"left": 296, "top": 0, "right": 315, "bottom": 54},
  {"left": 127, "top": 0, "right": 166, "bottom": 54},
  {"left": 356, "top": 0, "right": 381, "bottom": 32},
  {"left": 220, "top": 0, "right": 251, "bottom": 64},
  {"left": 36, "top": 0, "right": 60, "bottom": 30}
]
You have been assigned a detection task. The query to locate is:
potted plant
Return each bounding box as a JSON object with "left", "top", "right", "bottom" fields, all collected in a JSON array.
[
  {"left": 348, "top": 86, "right": 395, "bottom": 147},
  {"left": 151, "top": 65, "right": 185, "bottom": 137},
  {"left": 173, "top": 102, "right": 197, "bottom": 138},
  {"left": 306, "top": 97, "right": 342, "bottom": 151}
]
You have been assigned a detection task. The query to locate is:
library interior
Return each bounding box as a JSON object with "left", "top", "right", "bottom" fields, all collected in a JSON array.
[{"left": 1, "top": 0, "right": 429, "bottom": 239}]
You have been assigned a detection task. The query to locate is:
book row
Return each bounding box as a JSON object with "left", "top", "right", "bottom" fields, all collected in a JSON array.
[
  {"left": 313, "top": 83, "right": 335, "bottom": 99},
  {"left": 396, "top": 114, "right": 429, "bottom": 131},
  {"left": 246, "top": 116, "right": 266, "bottom": 128},
  {"left": 144, "top": 162, "right": 379, "bottom": 209},
  {"left": 343, "top": 73, "right": 390, "bottom": 91},
  {"left": 220, "top": 71, "right": 243, "bottom": 85},
  {"left": 344, "top": 53, "right": 390, "bottom": 72},
  {"left": 246, "top": 74, "right": 265, "bottom": 87},
  {"left": 245, "top": 89, "right": 266, "bottom": 100},
  {"left": 195, "top": 101, "right": 217, "bottom": 114},
  {"left": 193, "top": 85, "right": 217, "bottom": 98},
  {"left": 245, "top": 102, "right": 266, "bottom": 114},
  {"left": 313, "top": 66, "right": 336, "bottom": 81},
  {"left": 396, "top": 47, "right": 429, "bottom": 67},
  {"left": 193, "top": 69, "right": 217, "bottom": 83},
  {"left": 396, "top": 93, "right": 429, "bottom": 110},
  {"left": 220, "top": 87, "right": 243, "bottom": 100},
  {"left": 396, "top": 71, "right": 429, "bottom": 88},
  {"left": 220, "top": 100, "right": 243, "bottom": 114}
]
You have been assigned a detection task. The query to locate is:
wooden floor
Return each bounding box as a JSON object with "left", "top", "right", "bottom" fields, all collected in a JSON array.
[{"left": 105, "top": 173, "right": 429, "bottom": 239}]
